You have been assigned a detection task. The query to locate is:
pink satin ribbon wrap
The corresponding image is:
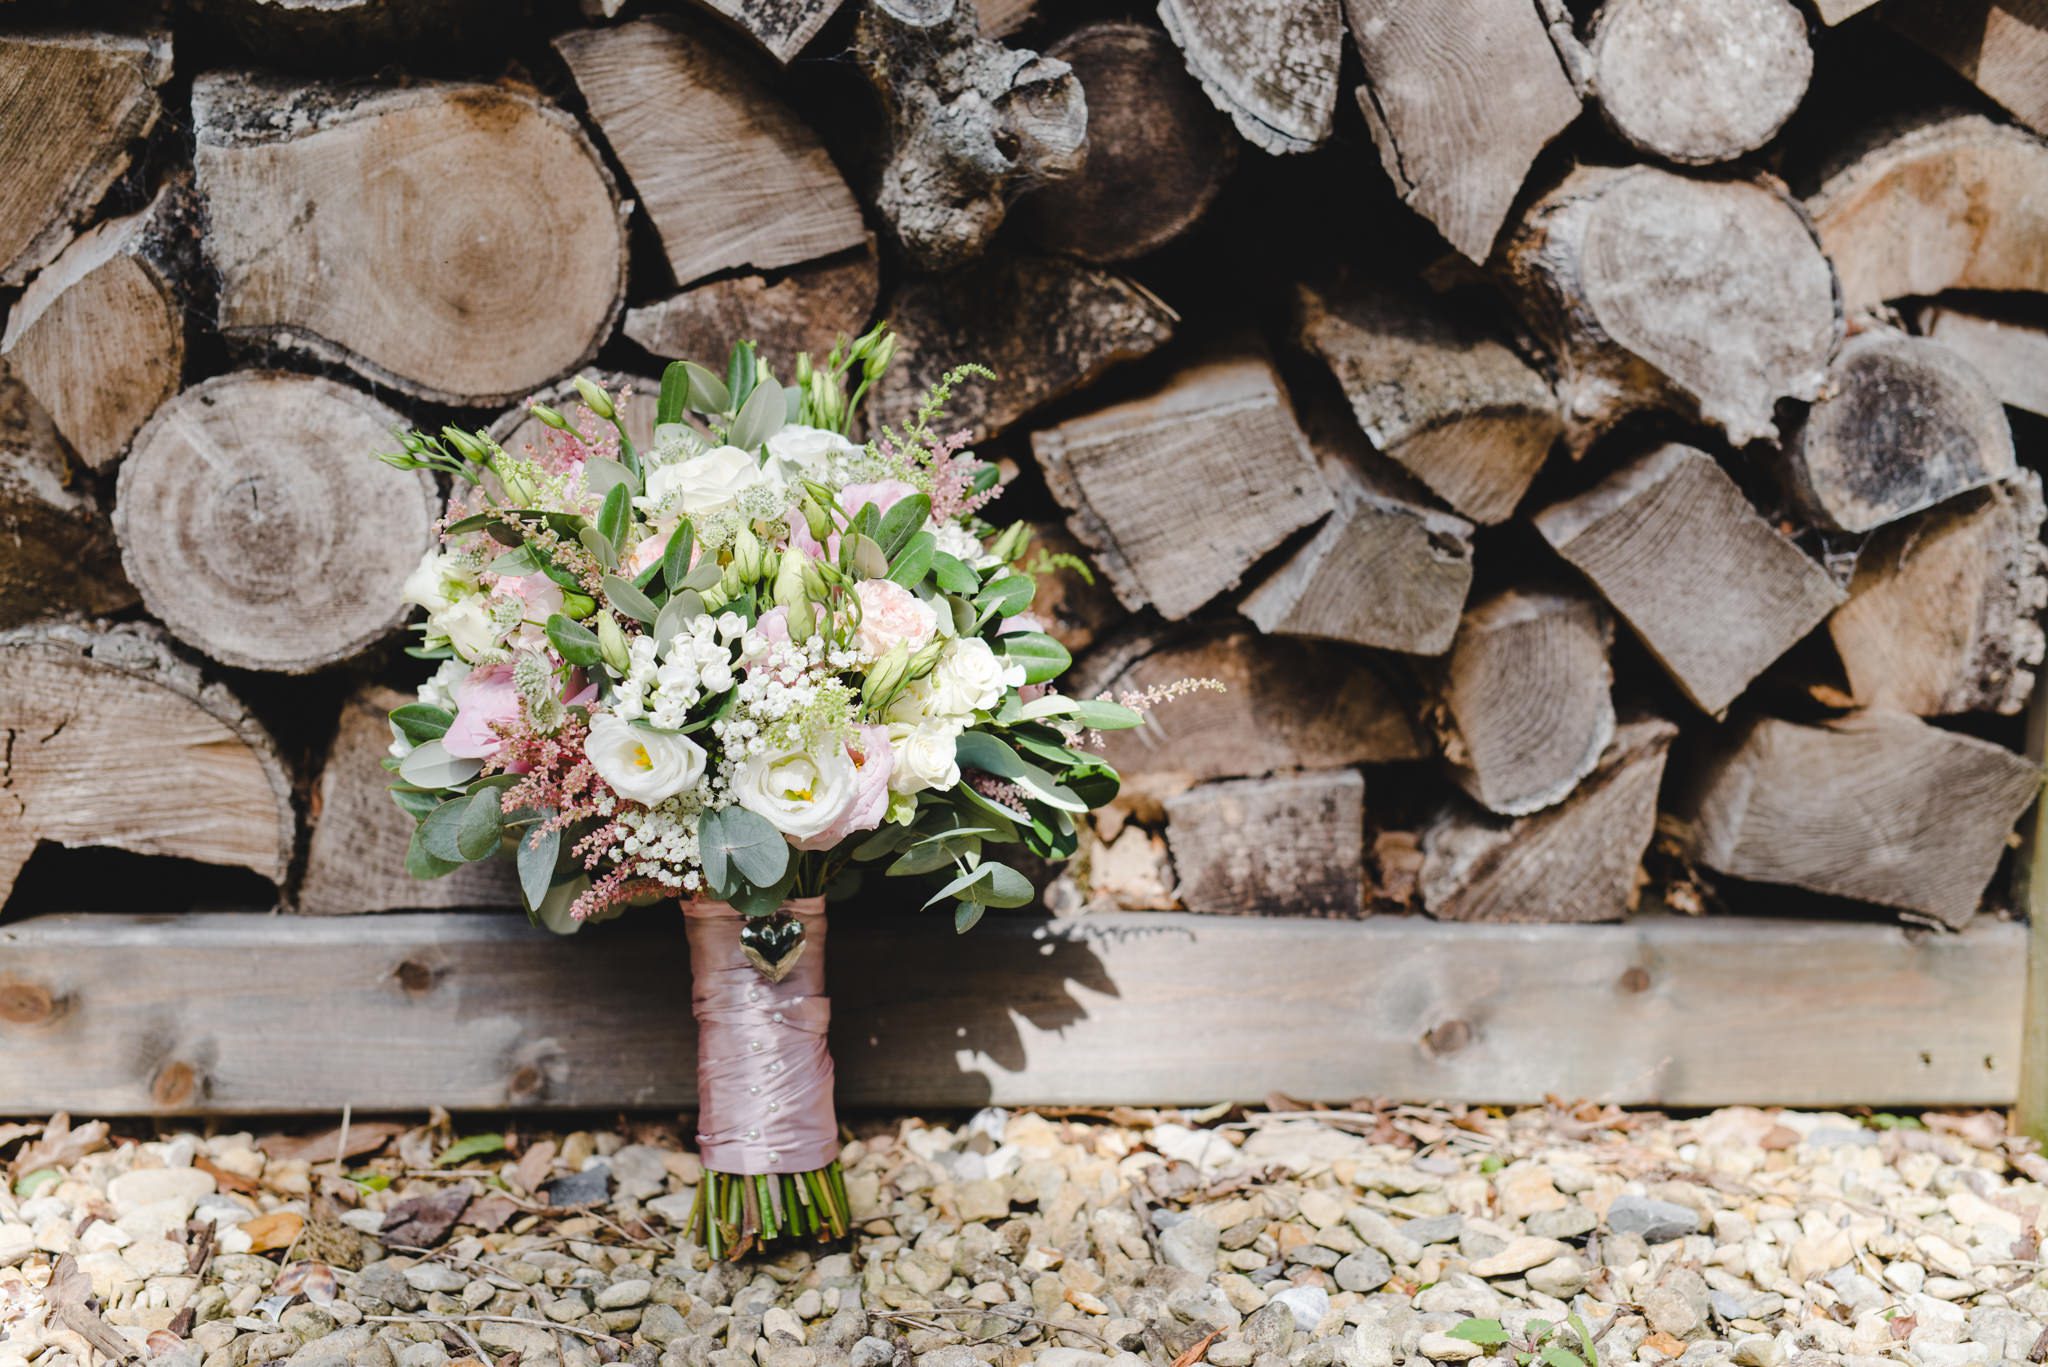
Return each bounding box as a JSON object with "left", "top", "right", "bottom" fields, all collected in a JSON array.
[{"left": 683, "top": 898, "right": 838, "bottom": 1173}]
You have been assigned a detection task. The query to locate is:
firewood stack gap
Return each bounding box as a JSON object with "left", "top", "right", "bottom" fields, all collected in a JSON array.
[{"left": 2, "top": 0, "right": 2046, "bottom": 942}]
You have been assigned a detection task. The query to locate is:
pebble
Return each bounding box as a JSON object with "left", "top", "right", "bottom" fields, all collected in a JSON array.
[
  {"left": 1469, "top": 1236, "right": 1569, "bottom": 1277},
  {"left": 1270, "top": 1286, "right": 1330, "bottom": 1332},
  {"left": 597, "top": 1278, "right": 652, "bottom": 1309},
  {"left": 1334, "top": 1249, "right": 1393, "bottom": 1293},
  {"left": 1418, "top": 1331, "right": 1484, "bottom": 1361},
  {"left": 1607, "top": 1194, "right": 1703, "bottom": 1243},
  {"left": 1159, "top": 1218, "right": 1220, "bottom": 1278}
]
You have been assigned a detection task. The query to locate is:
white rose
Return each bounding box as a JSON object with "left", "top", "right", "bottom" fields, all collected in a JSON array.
[
  {"left": 586, "top": 713, "right": 708, "bottom": 804},
  {"left": 639, "top": 445, "right": 767, "bottom": 521},
  {"left": 887, "top": 720, "right": 962, "bottom": 795},
  {"left": 930, "top": 637, "right": 1023, "bottom": 716},
  {"left": 766, "top": 424, "right": 860, "bottom": 483},
  {"left": 433, "top": 595, "right": 502, "bottom": 662},
  {"left": 734, "top": 744, "right": 859, "bottom": 842},
  {"left": 403, "top": 549, "right": 471, "bottom": 614}
]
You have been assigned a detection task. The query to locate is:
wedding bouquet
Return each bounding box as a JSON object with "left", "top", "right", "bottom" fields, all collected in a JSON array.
[{"left": 375, "top": 329, "right": 1143, "bottom": 1257}]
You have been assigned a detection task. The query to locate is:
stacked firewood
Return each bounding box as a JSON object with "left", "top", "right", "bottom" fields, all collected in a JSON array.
[{"left": 2, "top": 0, "right": 2045, "bottom": 931}]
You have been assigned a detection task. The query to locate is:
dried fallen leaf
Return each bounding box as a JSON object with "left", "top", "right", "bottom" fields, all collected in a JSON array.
[
  {"left": 1643, "top": 1331, "right": 1687, "bottom": 1358},
  {"left": 462, "top": 1194, "right": 520, "bottom": 1233},
  {"left": 11, "top": 1114, "right": 109, "bottom": 1179},
  {"left": 512, "top": 1140, "right": 557, "bottom": 1195},
  {"left": 1171, "top": 1328, "right": 1223, "bottom": 1367},
  {"left": 47, "top": 1255, "right": 136, "bottom": 1362},
  {"left": 193, "top": 1155, "right": 260, "bottom": 1197},
  {"left": 258, "top": 1122, "right": 406, "bottom": 1165},
  {"left": 380, "top": 1180, "right": 477, "bottom": 1247},
  {"left": 240, "top": 1211, "right": 304, "bottom": 1253},
  {"left": 1891, "top": 1315, "right": 1918, "bottom": 1341}
]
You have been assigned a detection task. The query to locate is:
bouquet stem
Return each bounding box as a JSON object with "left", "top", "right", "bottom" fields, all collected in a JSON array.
[{"left": 681, "top": 898, "right": 848, "bottom": 1259}]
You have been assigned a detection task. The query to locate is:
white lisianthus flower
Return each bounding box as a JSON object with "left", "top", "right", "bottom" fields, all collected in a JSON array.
[
  {"left": 887, "top": 720, "right": 962, "bottom": 795},
  {"left": 733, "top": 743, "right": 860, "bottom": 843},
  {"left": 638, "top": 445, "right": 769, "bottom": 521},
  {"left": 931, "top": 520, "right": 1000, "bottom": 570},
  {"left": 766, "top": 424, "right": 861, "bottom": 484},
  {"left": 433, "top": 595, "right": 503, "bottom": 663},
  {"left": 403, "top": 549, "right": 474, "bottom": 614},
  {"left": 930, "top": 637, "right": 1024, "bottom": 715},
  {"left": 587, "top": 714, "right": 709, "bottom": 804}
]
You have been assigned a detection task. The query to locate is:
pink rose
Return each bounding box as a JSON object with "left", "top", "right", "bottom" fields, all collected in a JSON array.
[
  {"left": 794, "top": 725, "right": 894, "bottom": 851},
  {"left": 492, "top": 572, "right": 564, "bottom": 653},
  {"left": 852, "top": 579, "right": 939, "bottom": 659},
  {"left": 443, "top": 664, "right": 521, "bottom": 759},
  {"left": 786, "top": 479, "right": 922, "bottom": 560}
]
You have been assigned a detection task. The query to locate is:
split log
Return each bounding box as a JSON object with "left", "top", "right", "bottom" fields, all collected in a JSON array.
[
  {"left": 114, "top": 373, "right": 440, "bottom": 674},
  {"left": 1421, "top": 718, "right": 1676, "bottom": 923},
  {"left": 1812, "top": 0, "right": 1879, "bottom": 20},
  {"left": 0, "top": 30, "right": 171, "bottom": 287},
  {"left": 975, "top": 0, "right": 1033, "bottom": 36},
  {"left": 1294, "top": 278, "right": 1561, "bottom": 524},
  {"left": 1808, "top": 113, "right": 2048, "bottom": 318},
  {"left": 1163, "top": 769, "right": 1365, "bottom": 915},
  {"left": 1502, "top": 166, "right": 1841, "bottom": 449},
  {"left": 491, "top": 371, "right": 661, "bottom": 460},
  {"left": 1830, "top": 472, "right": 2048, "bottom": 717},
  {"left": 624, "top": 243, "right": 879, "bottom": 369},
  {"left": 1885, "top": 0, "right": 2048, "bottom": 137},
  {"left": 1534, "top": 444, "right": 1846, "bottom": 715},
  {"left": 300, "top": 687, "right": 520, "bottom": 914},
  {"left": 1024, "top": 521, "right": 1121, "bottom": 656},
  {"left": 1783, "top": 331, "right": 2015, "bottom": 534},
  {"left": 682, "top": 0, "right": 844, "bottom": 64},
  {"left": 555, "top": 18, "right": 865, "bottom": 287},
  {"left": 189, "top": 0, "right": 505, "bottom": 62},
  {"left": 1078, "top": 626, "right": 1427, "bottom": 812},
  {"left": 1917, "top": 304, "right": 2048, "bottom": 419},
  {"left": 1157, "top": 0, "right": 1343, "bottom": 154},
  {"left": 1034, "top": 355, "right": 1334, "bottom": 621},
  {"left": 0, "top": 179, "right": 195, "bottom": 472},
  {"left": 1587, "top": 0, "right": 1810, "bottom": 165},
  {"left": 1344, "top": 0, "right": 1583, "bottom": 261},
  {"left": 0, "top": 363, "right": 134, "bottom": 629},
  {"left": 855, "top": 0, "right": 1086, "bottom": 270},
  {"left": 872, "top": 254, "right": 1176, "bottom": 440},
  {"left": 1010, "top": 22, "right": 1235, "bottom": 263},
  {"left": 1683, "top": 711, "right": 2041, "bottom": 928},
  {"left": 0, "top": 622, "right": 295, "bottom": 909},
  {"left": 192, "top": 73, "right": 627, "bottom": 407},
  {"left": 1431, "top": 590, "right": 1616, "bottom": 817}
]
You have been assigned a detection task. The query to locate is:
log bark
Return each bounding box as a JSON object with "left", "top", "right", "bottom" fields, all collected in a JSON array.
[
  {"left": 1830, "top": 472, "right": 2048, "bottom": 718},
  {"left": 0, "top": 362, "right": 134, "bottom": 629},
  {"left": 872, "top": 255, "right": 1176, "bottom": 441},
  {"left": 0, "top": 622, "right": 295, "bottom": 909},
  {"left": 192, "top": 73, "right": 627, "bottom": 407},
  {"left": 114, "top": 372, "right": 440, "bottom": 674},
  {"left": 1294, "top": 277, "right": 1561, "bottom": 524},
  {"left": 1783, "top": 331, "right": 2015, "bottom": 534},
  {"left": 1683, "top": 711, "right": 2041, "bottom": 928},
  {"left": 189, "top": 0, "right": 506, "bottom": 62},
  {"left": 0, "top": 178, "right": 195, "bottom": 472},
  {"left": 1884, "top": 0, "right": 2048, "bottom": 137},
  {"left": 299, "top": 686, "right": 520, "bottom": 914},
  {"left": 1807, "top": 112, "right": 2048, "bottom": 319},
  {"left": 855, "top": 0, "right": 1087, "bottom": 270},
  {"left": 681, "top": 0, "right": 845, "bottom": 64},
  {"left": 1034, "top": 354, "right": 1334, "bottom": 621},
  {"left": 1157, "top": 0, "right": 1343, "bottom": 154},
  {"left": 1917, "top": 304, "right": 2048, "bottom": 419},
  {"left": 555, "top": 18, "right": 866, "bottom": 288},
  {"left": 1164, "top": 769, "right": 1365, "bottom": 915},
  {"left": 1421, "top": 717, "right": 1676, "bottom": 923},
  {"left": 1534, "top": 443, "right": 1846, "bottom": 715},
  {"left": 1077, "top": 626, "right": 1427, "bottom": 813},
  {"left": 1010, "top": 22, "right": 1236, "bottom": 263},
  {"left": 0, "top": 29, "right": 171, "bottom": 287},
  {"left": 1430, "top": 589, "right": 1616, "bottom": 817},
  {"left": 1587, "top": 0, "right": 1811, "bottom": 165},
  {"left": 624, "top": 242, "right": 879, "bottom": 371},
  {"left": 1344, "top": 0, "right": 1583, "bottom": 261},
  {"left": 1502, "top": 166, "right": 1841, "bottom": 450}
]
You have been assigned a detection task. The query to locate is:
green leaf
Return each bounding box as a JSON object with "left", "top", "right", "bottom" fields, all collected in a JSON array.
[
  {"left": 1449, "top": 1321, "right": 1510, "bottom": 1347},
  {"left": 888, "top": 830, "right": 982, "bottom": 876},
  {"left": 603, "top": 574, "right": 659, "bottom": 624},
  {"left": 407, "top": 821, "right": 463, "bottom": 880},
  {"left": 1568, "top": 1315, "right": 1599, "bottom": 1367},
  {"left": 456, "top": 787, "right": 504, "bottom": 861},
  {"left": 922, "top": 860, "right": 1031, "bottom": 911},
  {"left": 545, "top": 614, "right": 603, "bottom": 667},
  {"left": 662, "top": 521, "right": 697, "bottom": 592},
  {"left": 681, "top": 361, "right": 730, "bottom": 415},
  {"left": 850, "top": 825, "right": 915, "bottom": 862},
  {"left": 851, "top": 533, "right": 889, "bottom": 580},
  {"left": 931, "top": 551, "right": 978, "bottom": 594},
  {"left": 726, "top": 340, "right": 757, "bottom": 413},
  {"left": 517, "top": 821, "right": 561, "bottom": 910},
  {"left": 953, "top": 731, "right": 1086, "bottom": 812},
  {"left": 729, "top": 863, "right": 797, "bottom": 917},
  {"left": 437, "top": 1133, "right": 507, "bottom": 1167},
  {"left": 974, "top": 574, "right": 1035, "bottom": 619},
  {"left": 954, "top": 901, "right": 986, "bottom": 934},
  {"left": 389, "top": 786, "right": 442, "bottom": 820},
  {"left": 13, "top": 1169, "right": 59, "bottom": 1199},
  {"left": 680, "top": 558, "right": 723, "bottom": 593},
  {"left": 699, "top": 805, "right": 790, "bottom": 894},
  {"left": 1062, "top": 757, "right": 1119, "bottom": 809},
  {"left": 578, "top": 524, "right": 618, "bottom": 572},
  {"left": 729, "top": 373, "right": 785, "bottom": 450},
  {"left": 657, "top": 361, "right": 691, "bottom": 426},
  {"left": 487, "top": 544, "right": 542, "bottom": 577},
  {"left": 996, "top": 631, "right": 1070, "bottom": 685},
  {"left": 421, "top": 798, "right": 471, "bottom": 862},
  {"left": 583, "top": 456, "right": 639, "bottom": 501},
  {"left": 1538, "top": 1347, "right": 1584, "bottom": 1367},
  {"left": 399, "top": 739, "right": 483, "bottom": 790},
  {"left": 875, "top": 494, "right": 931, "bottom": 558},
  {"left": 885, "top": 531, "right": 935, "bottom": 589},
  {"left": 390, "top": 703, "right": 454, "bottom": 744},
  {"left": 653, "top": 589, "right": 706, "bottom": 644},
  {"left": 597, "top": 482, "right": 631, "bottom": 548},
  {"left": 1070, "top": 699, "right": 1145, "bottom": 730}
]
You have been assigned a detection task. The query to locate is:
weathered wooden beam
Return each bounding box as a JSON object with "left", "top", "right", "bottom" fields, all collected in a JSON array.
[{"left": 0, "top": 909, "right": 2022, "bottom": 1112}]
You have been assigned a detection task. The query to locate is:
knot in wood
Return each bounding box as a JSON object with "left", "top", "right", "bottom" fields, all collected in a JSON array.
[
  {"left": 0, "top": 978, "right": 59, "bottom": 1026},
  {"left": 1422, "top": 1018, "right": 1473, "bottom": 1057}
]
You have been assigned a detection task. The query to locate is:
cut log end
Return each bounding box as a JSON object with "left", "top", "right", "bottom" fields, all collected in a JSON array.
[
  {"left": 624, "top": 243, "right": 879, "bottom": 370},
  {"left": 1589, "top": 0, "right": 1812, "bottom": 165},
  {"left": 1158, "top": 0, "right": 1343, "bottom": 155},
  {"left": 0, "top": 363, "right": 135, "bottom": 627},
  {"left": 1164, "top": 769, "right": 1365, "bottom": 915},
  {"left": 684, "top": 0, "right": 847, "bottom": 64}
]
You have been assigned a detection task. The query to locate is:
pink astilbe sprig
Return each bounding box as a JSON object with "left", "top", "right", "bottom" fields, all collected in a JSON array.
[
  {"left": 491, "top": 713, "right": 608, "bottom": 831},
  {"left": 568, "top": 865, "right": 670, "bottom": 923},
  {"left": 517, "top": 387, "right": 630, "bottom": 474},
  {"left": 965, "top": 770, "right": 1029, "bottom": 810}
]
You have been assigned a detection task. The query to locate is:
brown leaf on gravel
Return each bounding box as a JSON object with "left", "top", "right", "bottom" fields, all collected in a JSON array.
[
  {"left": 380, "top": 1180, "right": 477, "bottom": 1247},
  {"left": 1171, "top": 1329, "right": 1223, "bottom": 1367},
  {"left": 47, "top": 1254, "right": 136, "bottom": 1362},
  {"left": 463, "top": 1193, "right": 520, "bottom": 1233},
  {"left": 513, "top": 1139, "right": 557, "bottom": 1194},
  {"left": 258, "top": 1121, "right": 406, "bottom": 1165},
  {"left": 1642, "top": 1331, "right": 1686, "bottom": 1358},
  {"left": 11, "top": 1114, "right": 109, "bottom": 1178},
  {"left": 1890, "top": 1314, "right": 1917, "bottom": 1341},
  {"left": 193, "top": 1154, "right": 260, "bottom": 1196},
  {"left": 241, "top": 1211, "right": 304, "bottom": 1252}
]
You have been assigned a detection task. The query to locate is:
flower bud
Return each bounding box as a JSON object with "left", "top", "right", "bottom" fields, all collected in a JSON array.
[
  {"left": 497, "top": 464, "right": 539, "bottom": 507},
  {"left": 774, "top": 547, "right": 812, "bottom": 613},
  {"left": 800, "top": 494, "right": 834, "bottom": 545},
  {"left": 907, "top": 638, "right": 946, "bottom": 679},
  {"left": 561, "top": 591, "right": 597, "bottom": 620},
  {"left": 988, "top": 521, "right": 1030, "bottom": 563},
  {"left": 861, "top": 643, "right": 909, "bottom": 711},
  {"left": 721, "top": 559, "right": 746, "bottom": 598},
  {"left": 795, "top": 352, "right": 813, "bottom": 385},
  {"left": 401, "top": 432, "right": 427, "bottom": 454},
  {"left": 441, "top": 426, "right": 485, "bottom": 462},
  {"left": 866, "top": 330, "right": 897, "bottom": 374},
  {"left": 530, "top": 403, "right": 571, "bottom": 432},
  {"left": 595, "top": 612, "right": 631, "bottom": 675},
  {"left": 733, "top": 524, "right": 763, "bottom": 581},
  {"left": 572, "top": 376, "right": 616, "bottom": 420},
  {"left": 700, "top": 584, "right": 730, "bottom": 613}
]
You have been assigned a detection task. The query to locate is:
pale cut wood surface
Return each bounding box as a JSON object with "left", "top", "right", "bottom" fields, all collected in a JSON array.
[
  {"left": 556, "top": 18, "right": 865, "bottom": 288},
  {"left": 1918, "top": 305, "right": 2048, "bottom": 419},
  {"left": 1434, "top": 590, "right": 1615, "bottom": 817},
  {"left": 1535, "top": 444, "right": 1845, "bottom": 716},
  {"left": 0, "top": 363, "right": 134, "bottom": 629},
  {"left": 684, "top": 0, "right": 845, "bottom": 64},
  {"left": 193, "top": 74, "right": 627, "bottom": 406},
  {"left": 625, "top": 245, "right": 878, "bottom": 371},
  {"left": 1421, "top": 717, "right": 1676, "bottom": 923},
  {"left": 1685, "top": 711, "right": 2042, "bottom": 929},
  {"left": 1884, "top": 0, "right": 2048, "bottom": 137},
  {"left": 1163, "top": 770, "right": 1365, "bottom": 915},
  {"left": 0, "top": 909, "right": 2023, "bottom": 1111},
  {"left": 300, "top": 687, "right": 521, "bottom": 915},
  {"left": 1813, "top": 0, "right": 1880, "bottom": 19},
  {"left": 0, "top": 179, "right": 192, "bottom": 472},
  {"left": 1831, "top": 473, "right": 2048, "bottom": 718},
  {"left": 1294, "top": 279, "right": 1561, "bottom": 524},
  {"left": 1344, "top": 0, "right": 1582, "bottom": 261},
  {"left": 114, "top": 373, "right": 440, "bottom": 674},
  {"left": 1588, "top": 0, "right": 1811, "bottom": 165},
  {"left": 1808, "top": 113, "right": 2048, "bottom": 318},
  {"left": 0, "top": 623, "right": 294, "bottom": 909},
  {"left": 1785, "top": 331, "right": 2015, "bottom": 534},
  {"left": 0, "top": 30, "right": 170, "bottom": 287},
  {"left": 1035, "top": 355, "right": 1334, "bottom": 621},
  {"left": 1503, "top": 167, "right": 1841, "bottom": 450},
  {"left": 1156, "top": 0, "right": 1342, "bottom": 154}
]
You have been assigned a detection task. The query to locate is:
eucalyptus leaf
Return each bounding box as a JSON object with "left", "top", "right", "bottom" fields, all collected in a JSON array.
[
  {"left": 583, "top": 455, "right": 639, "bottom": 500},
  {"left": 517, "top": 821, "right": 561, "bottom": 910},
  {"left": 420, "top": 798, "right": 471, "bottom": 862},
  {"left": 407, "top": 822, "right": 463, "bottom": 880},
  {"left": 875, "top": 494, "right": 931, "bottom": 558},
  {"left": 954, "top": 731, "right": 1086, "bottom": 812},
  {"left": 850, "top": 825, "right": 915, "bottom": 862},
  {"left": 888, "top": 832, "right": 982, "bottom": 876},
  {"left": 389, "top": 786, "right": 442, "bottom": 820},
  {"left": 602, "top": 574, "right": 659, "bottom": 624},
  {"left": 730, "top": 863, "right": 797, "bottom": 917},
  {"left": 954, "top": 901, "right": 986, "bottom": 934},
  {"left": 456, "top": 788, "right": 504, "bottom": 861},
  {"left": 399, "top": 740, "right": 483, "bottom": 790},
  {"left": 699, "top": 805, "right": 790, "bottom": 893},
  {"left": 389, "top": 703, "right": 454, "bottom": 745},
  {"left": 885, "top": 531, "right": 935, "bottom": 589},
  {"left": 487, "top": 544, "right": 542, "bottom": 577},
  {"left": 1069, "top": 699, "right": 1145, "bottom": 730},
  {"left": 728, "top": 374, "right": 785, "bottom": 450},
  {"left": 578, "top": 524, "right": 618, "bottom": 572},
  {"left": 931, "top": 552, "right": 979, "bottom": 594},
  {"left": 681, "top": 361, "right": 730, "bottom": 415}
]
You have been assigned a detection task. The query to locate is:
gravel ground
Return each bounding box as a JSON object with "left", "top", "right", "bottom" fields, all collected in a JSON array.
[{"left": 1, "top": 1104, "right": 2045, "bottom": 1367}]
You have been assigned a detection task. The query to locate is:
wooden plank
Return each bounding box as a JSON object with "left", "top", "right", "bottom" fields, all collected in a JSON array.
[
  {"left": 0, "top": 910, "right": 2023, "bottom": 1113},
  {"left": 2014, "top": 655, "right": 2048, "bottom": 1142}
]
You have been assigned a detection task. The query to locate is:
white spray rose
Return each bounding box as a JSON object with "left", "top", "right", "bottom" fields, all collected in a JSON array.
[
  {"left": 586, "top": 714, "right": 708, "bottom": 804},
  {"left": 930, "top": 637, "right": 1024, "bottom": 716},
  {"left": 733, "top": 743, "right": 860, "bottom": 842},
  {"left": 403, "top": 549, "right": 474, "bottom": 614},
  {"left": 887, "top": 720, "right": 962, "bottom": 795},
  {"left": 638, "top": 445, "right": 769, "bottom": 521},
  {"left": 433, "top": 595, "right": 502, "bottom": 662},
  {"left": 766, "top": 424, "right": 861, "bottom": 484},
  {"left": 852, "top": 579, "right": 939, "bottom": 659}
]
